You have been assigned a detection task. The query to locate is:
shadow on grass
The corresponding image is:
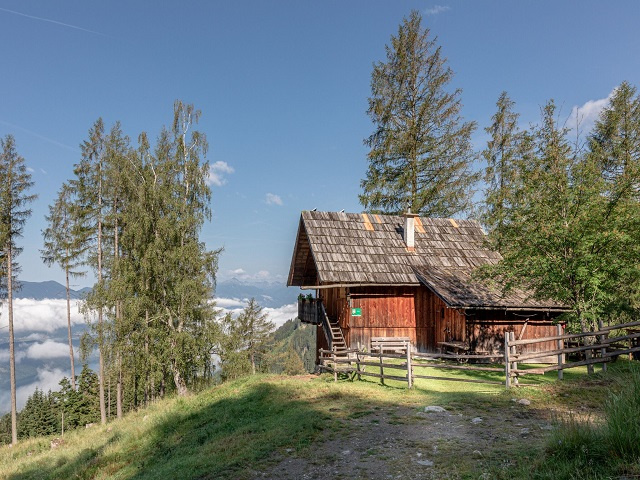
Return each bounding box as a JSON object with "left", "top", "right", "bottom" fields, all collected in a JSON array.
[{"left": 6, "top": 364, "right": 627, "bottom": 480}]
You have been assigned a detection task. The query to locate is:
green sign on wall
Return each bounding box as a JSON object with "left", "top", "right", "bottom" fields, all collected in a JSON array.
[{"left": 351, "top": 308, "right": 362, "bottom": 317}]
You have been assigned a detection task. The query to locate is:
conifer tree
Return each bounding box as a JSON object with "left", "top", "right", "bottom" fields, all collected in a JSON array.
[
  {"left": 360, "top": 10, "right": 477, "bottom": 216},
  {"left": 234, "top": 298, "right": 275, "bottom": 375},
  {"left": 42, "top": 183, "right": 88, "bottom": 390},
  {"left": 482, "top": 100, "right": 638, "bottom": 333},
  {"left": 481, "top": 92, "right": 533, "bottom": 250},
  {"left": 72, "top": 118, "right": 109, "bottom": 424},
  {"left": 0, "top": 135, "right": 36, "bottom": 445}
]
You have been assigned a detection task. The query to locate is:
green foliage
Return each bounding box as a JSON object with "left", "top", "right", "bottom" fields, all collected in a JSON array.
[
  {"left": 266, "top": 318, "right": 316, "bottom": 374},
  {"left": 18, "top": 389, "right": 57, "bottom": 439},
  {"left": 218, "top": 299, "right": 275, "bottom": 378},
  {"left": 481, "top": 89, "right": 640, "bottom": 332},
  {"left": 533, "top": 365, "right": 640, "bottom": 479},
  {"left": 0, "top": 134, "right": 36, "bottom": 445},
  {"left": 360, "top": 10, "right": 478, "bottom": 216}
]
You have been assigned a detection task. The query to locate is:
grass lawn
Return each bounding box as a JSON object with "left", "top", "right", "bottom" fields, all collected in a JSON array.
[{"left": 0, "top": 360, "right": 637, "bottom": 479}]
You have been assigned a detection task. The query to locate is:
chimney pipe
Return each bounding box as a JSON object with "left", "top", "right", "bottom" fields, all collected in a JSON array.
[{"left": 404, "top": 210, "right": 418, "bottom": 252}]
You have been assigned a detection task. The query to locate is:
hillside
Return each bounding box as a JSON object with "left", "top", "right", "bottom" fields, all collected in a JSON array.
[{"left": 1, "top": 364, "right": 636, "bottom": 479}]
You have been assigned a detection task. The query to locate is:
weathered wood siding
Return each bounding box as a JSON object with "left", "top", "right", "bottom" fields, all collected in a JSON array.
[{"left": 316, "top": 286, "right": 560, "bottom": 356}]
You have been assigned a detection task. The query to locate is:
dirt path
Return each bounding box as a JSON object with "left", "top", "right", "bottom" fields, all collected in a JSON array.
[{"left": 257, "top": 399, "right": 555, "bottom": 480}]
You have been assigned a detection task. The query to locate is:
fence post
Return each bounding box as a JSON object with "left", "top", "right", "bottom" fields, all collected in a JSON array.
[
  {"left": 379, "top": 351, "right": 385, "bottom": 386},
  {"left": 557, "top": 324, "right": 564, "bottom": 380},
  {"left": 509, "top": 332, "right": 519, "bottom": 386},
  {"left": 505, "top": 333, "right": 511, "bottom": 388},
  {"left": 585, "top": 334, "right": 594, "bottom": 375},
  {"left": 598, "top": 320, "right": 607, "bottom": 373},
  {"left": 406, "top": 342, "right": 413, "bottom": 389},
  {"left": 356, "top": 352, "right": 361, "bottom": 381},
  {"left": 333, "top": 346, "right": 337, "bottom": 382}
]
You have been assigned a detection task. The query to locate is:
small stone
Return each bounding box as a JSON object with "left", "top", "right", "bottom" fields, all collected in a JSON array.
[
  {"left": 285, "top": 448, "right": 294, "bottom": 453},
  {"left": 107, "top": 427, "right": 113, "bottom": 432},
  {"left": 471, "top": 417, "right": 483, "bottom": 424},
  {"left": 520, "top": 428, "right": 530, "bottom": 436},
  {"left": 416, "top": 459, "right": 434, "bottom": 466},
  {"left": 424, "top": 406, "right": 447, "bottom": 413},
  {"left": 416, "top": 452, "right": 422, "bottom": 457},
  {"left": 50, "top": 438, "right": 64, "bottom": 449},
  {"left": 341, "top": 450, "right": 351, "bottom": 455},
  {"left": 143, "top": 415, "right": 149, "bottom": 421},
  {"left": 540, "top": 424, "right": 554, "bottom": 431},
  {"left": 517, "top": 398, "right": 531, "bottom": 406},
  {"left": 472, "top": 450, "right": 483, "bottom": 457}
]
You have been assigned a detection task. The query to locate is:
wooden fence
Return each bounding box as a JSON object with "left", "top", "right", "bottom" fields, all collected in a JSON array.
[
  {"left": 318, "top": 320, "right": 640, "bottom": 389},
  {"left": 505, "top": 320, "right": 640, "bottom": 387},
  {"left": 318, "top": 342, "right": 506, "bottom": 388}
]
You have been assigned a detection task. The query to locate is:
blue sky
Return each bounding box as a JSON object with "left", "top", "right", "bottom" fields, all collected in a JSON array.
[{"left": 1, "top": 1, "right": 639, "bottom": 289}]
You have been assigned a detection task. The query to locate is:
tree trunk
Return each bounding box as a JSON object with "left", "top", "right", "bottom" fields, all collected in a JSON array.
[
  {"left": 97, "top": 179, "right": 107, "bottom": 425},
  {"left": 251, "top": 352, "right": 256, "bottom": 375},
  {"left": 65, "top": 265, "right": 76, "bottom": 390},
  {"left": 116, "top": 352, "right": 123, "bottom": 418},
  {"left": 7, "top": 246, "right": 18, "bottom": 445},
  {"left": 170, "top": 338, "right": 188, "bottom": 396},
  {"left": 172, "top": 361, "right": 188, "bottom": 396}
]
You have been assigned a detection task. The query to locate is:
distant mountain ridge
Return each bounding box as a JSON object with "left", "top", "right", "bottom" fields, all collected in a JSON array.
[
  {"left": 16, "top": 281, "right": 91, "bottom": 301},
  {"left": 14, "top": 279, "right": 299, "bottom": 307},
  {"left": 215, "top": 278, "right": 299, "bottom": 308}
]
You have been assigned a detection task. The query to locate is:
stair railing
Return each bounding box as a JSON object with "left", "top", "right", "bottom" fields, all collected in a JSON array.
[{"left": 318, "top": 301, "right": 334, "bottom": 351}]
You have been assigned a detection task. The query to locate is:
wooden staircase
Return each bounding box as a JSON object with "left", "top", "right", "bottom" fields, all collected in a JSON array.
[{"left": 327, "top": 317, "right": 347, "bottom": 353}]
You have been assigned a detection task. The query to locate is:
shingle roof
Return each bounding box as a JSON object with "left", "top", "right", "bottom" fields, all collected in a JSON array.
[{"left": 288, "top": 210, "right": 566, "bottom": 310}]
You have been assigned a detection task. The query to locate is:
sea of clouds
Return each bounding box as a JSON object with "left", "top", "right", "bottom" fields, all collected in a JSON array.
[{"left": 0, "top": 297, "right": 297, "bottom": 413}]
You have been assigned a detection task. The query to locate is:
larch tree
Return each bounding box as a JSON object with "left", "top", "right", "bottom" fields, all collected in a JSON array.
[
  {"left": 0, "top": 135, "right": 36, "bottom": 445},
  {"left": 481, "top": 92, "right": 534, "bottom": 251},
  {"left": 234, "top": 298, "right": 275, "bottom": 375},
  {"left": 360, "top": 10, "right": 478, "bottom": 217},
  {"left": 72, "top": 118, "right": 109, "bottom": 424},
  {"left": 588, "top": 81, "right": 640, "bottom": 315},
  {"left": 41, "top": 182, "right": 88, "bottom": 390},
  {"left": 482, "top": 99, "right": 638, "bottom": 334}
]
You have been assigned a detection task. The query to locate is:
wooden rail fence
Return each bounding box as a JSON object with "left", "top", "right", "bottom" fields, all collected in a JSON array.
[{"left": 318, "top": 320, "right": 640, "bottom": 389}]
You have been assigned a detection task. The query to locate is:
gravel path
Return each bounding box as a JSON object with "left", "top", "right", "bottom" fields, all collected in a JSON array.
[{"left": 256, "top": 399, "right": 555, "bottom": 480}]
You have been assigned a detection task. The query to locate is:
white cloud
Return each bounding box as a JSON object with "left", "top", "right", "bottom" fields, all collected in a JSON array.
[
  {"left": 262, "top": 303, "right": 298, "bottom": 328},
  {"left": 0, "top": 298, "right": 85, "bottom": 333},
  {"left": 230, "top": 268, "right": 246, "bottom": 275},
  {"left": 17, "top": 367, "right": 67, "bottom": 410},
  {"left": 0, "top": 366, "right": 69, "bottom": 413},
  {"left": 568, "top": 87, "right": 616, "bottom": 138},
  {"left": 207, "top": 161, "right": 235, "bottom": 186},
  {"left": 214, "top": 297, "right": 247, "bottom": 309},
  {"left": 265, "top": 193, "right": 283, "bottom": 206},
  {"left": 26, "top": 340, "right": 70, "bottom": 360},
  {"left": 0, "top": 348, "right": 27, "bottom": 364},
  {"left": 214, "top": 298, "right": 297, "bottom": 328},
  {"left": 424, "top": 5, "right": 450, "bottom": 15}
]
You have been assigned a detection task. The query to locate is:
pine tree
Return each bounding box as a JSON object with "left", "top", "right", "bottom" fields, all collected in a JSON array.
[
  {"left": 0, "top": 135, "right": 36, "bottom": 445},
  {"left": 42, "top": 183, "right": 88, "bottom": 390},
  {"left": 360, "top": 10, "right": 477, "bottom": 216}
]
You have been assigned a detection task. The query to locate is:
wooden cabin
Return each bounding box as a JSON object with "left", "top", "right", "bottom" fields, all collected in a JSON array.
[{"left": 288, "top": 210, "right": 567, "bottom": 359}]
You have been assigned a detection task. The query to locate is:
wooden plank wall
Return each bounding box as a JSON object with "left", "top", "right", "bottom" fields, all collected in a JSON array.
[{"left": 317, "top": 285, "right": 560, "bottom": 355}]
